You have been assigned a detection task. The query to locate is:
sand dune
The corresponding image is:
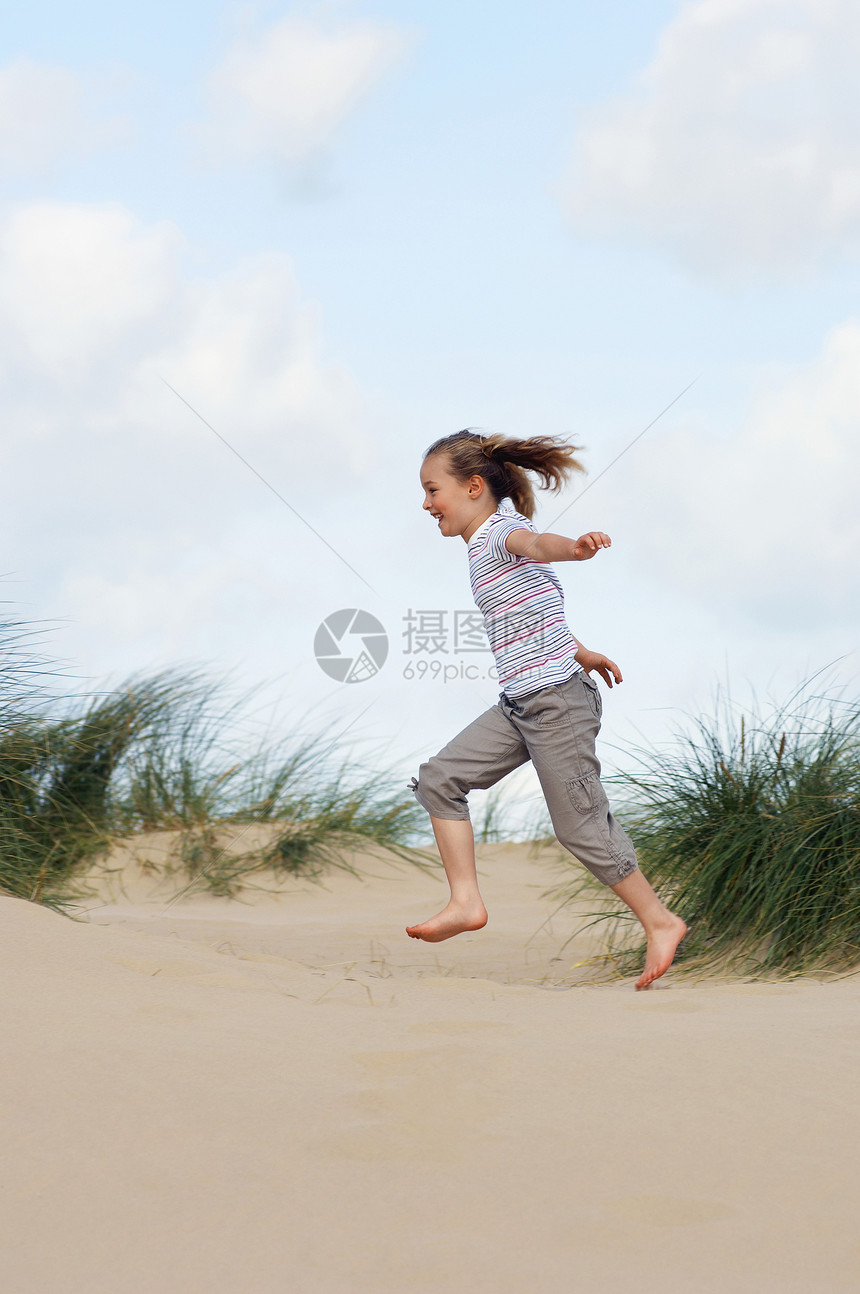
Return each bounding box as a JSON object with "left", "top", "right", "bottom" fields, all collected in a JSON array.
[{"left": 4, "top": 841, "right": 859, "bottom": 1293}]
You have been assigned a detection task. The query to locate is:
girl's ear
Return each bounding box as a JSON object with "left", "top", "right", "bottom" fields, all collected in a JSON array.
[{"left": 467, "top": 474, "right": 486, "bottom": 497}]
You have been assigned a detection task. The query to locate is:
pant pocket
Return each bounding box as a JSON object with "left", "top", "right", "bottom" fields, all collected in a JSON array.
[
  {"left": 536, "top": 689, "right": 570, "bottom": 727},
  {"left": 580, "top": 674, "right": 602, "bottom": 720},
  {"left": 565, "top": 772, "right": 599, "bottom": 815}
]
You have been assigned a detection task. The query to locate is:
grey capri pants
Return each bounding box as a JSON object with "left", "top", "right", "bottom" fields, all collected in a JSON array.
[{"left": 409, "top": 669, "right": 637, "bottom": 887}]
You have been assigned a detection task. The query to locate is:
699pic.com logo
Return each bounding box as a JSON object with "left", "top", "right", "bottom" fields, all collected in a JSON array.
[{"left": 314, "top": 609, "right": 388, "bottom": 684}]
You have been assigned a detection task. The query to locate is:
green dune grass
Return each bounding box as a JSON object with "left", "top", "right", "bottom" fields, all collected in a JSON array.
[
  {"left": 545, "top": 679, "right": 860, "bottom": 977},
  {"left": 0, "top": 618, "right": 429, "bottom": 907}
]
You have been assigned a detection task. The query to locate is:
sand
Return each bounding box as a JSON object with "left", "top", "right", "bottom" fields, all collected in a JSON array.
[{"left": 4, "top": 839, "right": 859, "bottom": 1294}]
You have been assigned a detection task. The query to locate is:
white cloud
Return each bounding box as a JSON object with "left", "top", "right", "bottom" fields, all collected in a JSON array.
[
  {"left": 0, "top": 57, "right": 126, "bottom": 174},
  {"left": 0, "top": 199, "right": 365, "bottom": 448},
  {"left": 608, "top": 321, "right": 860, "bottom": 626},
  {"left": 0, "top": 200, "right": 373, "bottom": 672},
  {"left": 0, "top": 203, "right": 179, "bottom": 380},
  {"left": 565, "top": 0, "right": 860, "bottom": 275},
  {"left": 198, "top": 14, "right": 409, "bottom": 166}
]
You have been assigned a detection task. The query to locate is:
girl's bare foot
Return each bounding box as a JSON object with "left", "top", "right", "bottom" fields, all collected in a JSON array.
[
  {"left": 406, "top": 899, "right": 488, "bottom": 942},
  {"left": 635, "top": 915, "right": 688, "bottom": 989}
]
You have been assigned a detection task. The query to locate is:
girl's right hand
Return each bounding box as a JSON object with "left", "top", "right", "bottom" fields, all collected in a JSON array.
[{"left": 574, "top": 646, "right": 623, "bottom": 687}]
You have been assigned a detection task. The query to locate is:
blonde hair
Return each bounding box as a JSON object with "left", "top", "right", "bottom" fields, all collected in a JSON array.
[{"left": 423, "top": 430, "right": 584, "bottom": 521}]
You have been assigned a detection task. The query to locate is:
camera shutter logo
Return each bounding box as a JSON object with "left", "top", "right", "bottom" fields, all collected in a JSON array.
[{"left": 314, "top": 609, "right": 388, "bottom": 683}]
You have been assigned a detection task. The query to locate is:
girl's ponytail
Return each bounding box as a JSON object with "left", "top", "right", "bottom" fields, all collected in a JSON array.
[{"left": 424, "top": 430, "right": 584, "bottom": 520}]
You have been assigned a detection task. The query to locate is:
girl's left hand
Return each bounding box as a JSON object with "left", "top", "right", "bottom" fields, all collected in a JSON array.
[
  {"left": 573, "top": 531, "right": 611, "bottom": 560},
  {"left": 574, "top": 646, "right": 622, "bottom": 687}
]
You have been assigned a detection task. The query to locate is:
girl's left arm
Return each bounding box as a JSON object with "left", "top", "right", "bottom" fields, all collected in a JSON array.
[
  {"left": 574, "top": 643, "right": 623, "bottom": 687},
  {"left": 504, "top": 529, "right": 611, "bottom": 562}
]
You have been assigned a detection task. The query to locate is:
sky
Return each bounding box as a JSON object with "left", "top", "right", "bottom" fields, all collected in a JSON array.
[{"left": 2, "top": 0, "right": 859, "bottom": 816}]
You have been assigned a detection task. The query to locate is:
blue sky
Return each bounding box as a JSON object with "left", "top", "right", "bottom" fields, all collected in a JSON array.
[{"left": 2, "top": 0, "right": 859, "bottom": 806}]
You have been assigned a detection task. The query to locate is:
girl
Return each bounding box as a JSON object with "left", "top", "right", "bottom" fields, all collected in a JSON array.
[{"left": 406, "top": 430, "right": 686, "bottom": 989}]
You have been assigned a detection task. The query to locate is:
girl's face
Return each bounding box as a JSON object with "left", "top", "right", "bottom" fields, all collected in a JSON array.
[{"left": 420, "top": 453, "right": 494, "bottom": 541}]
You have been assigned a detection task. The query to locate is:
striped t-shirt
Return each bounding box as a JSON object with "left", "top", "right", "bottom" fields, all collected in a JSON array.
[{"left": 467, "top": 506, "right": 582, "bottom": 698}]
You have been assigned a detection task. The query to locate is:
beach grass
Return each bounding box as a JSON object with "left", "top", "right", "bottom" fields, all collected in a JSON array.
[
  {"left": 0, "top": 618, "right": 429, "bottom": 907},
  {"left": 546, "top": 679, "right": 860, "bottom": 978}
]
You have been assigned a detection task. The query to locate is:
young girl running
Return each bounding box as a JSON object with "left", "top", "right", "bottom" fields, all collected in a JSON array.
[{"left": 406, "top": 430, "right": 687, "bottom": 989}]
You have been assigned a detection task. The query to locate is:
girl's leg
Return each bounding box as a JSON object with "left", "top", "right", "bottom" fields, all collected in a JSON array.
[
  {"left": 521, "top": 674, "right": 686, "bottom": 986},
  {"left": 406, "top": 700, "right": 529, "bottom": 942},
  {"left": 405, "top": 816, "right": 488, "bottom": 942},
  {"left": 609, "top": 870, "right": 688, "bottom": 990}
]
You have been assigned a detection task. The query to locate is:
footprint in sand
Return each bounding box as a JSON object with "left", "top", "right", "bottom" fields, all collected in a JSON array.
[
  {"left": 613, "top": 1193, "right": 737, "bottom": 1226},
  {"left": 109, "top": 956, "right": 260, "bottom": 990},
  {"left": 316, "top": 1045, "right": 505, "bottom": 1164},
  {"left": 409, "top": 1019, "right": 511, "bottom": 1035}
]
